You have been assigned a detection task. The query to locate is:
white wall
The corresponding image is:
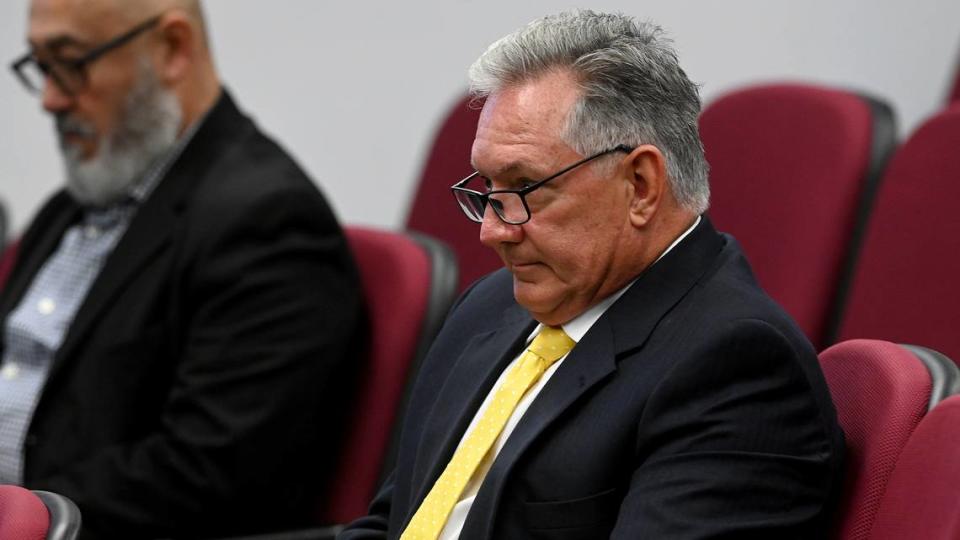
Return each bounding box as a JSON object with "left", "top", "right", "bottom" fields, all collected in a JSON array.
[{"left": 2, "top": 0, "right": 958, "bottom": 234}]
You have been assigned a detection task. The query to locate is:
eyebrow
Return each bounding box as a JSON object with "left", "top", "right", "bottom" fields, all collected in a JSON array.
[
  {"left": 472, "top": 160, "right": 546, "bottom": 182},
  {"left": 30, "top": 34, "right": 93, "bottom": 54}
]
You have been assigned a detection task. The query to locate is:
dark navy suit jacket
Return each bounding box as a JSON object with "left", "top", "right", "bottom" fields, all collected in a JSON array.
[{"left": 341, "top": 217, "right": 844, "bottom": 539}]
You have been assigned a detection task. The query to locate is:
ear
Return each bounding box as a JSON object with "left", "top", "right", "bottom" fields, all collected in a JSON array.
[
  {"left": 153, "top": 11, "right": 196, "bottom": 85},
  {"left": 624, "top": 144, "right": 668, "bottom": 228}
]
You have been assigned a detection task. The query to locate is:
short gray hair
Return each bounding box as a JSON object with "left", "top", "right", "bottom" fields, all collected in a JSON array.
[{"left": 469, "top": 10, "right": 710, "bottom": 214}]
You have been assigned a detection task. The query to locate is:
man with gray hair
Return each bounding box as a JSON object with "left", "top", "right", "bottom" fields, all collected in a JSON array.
[
  {"left": 341, "top": 11, "right": 843, "bottom": 539},
  {"left": 2, "top": 0, "right": 364, "bottom": 537}
]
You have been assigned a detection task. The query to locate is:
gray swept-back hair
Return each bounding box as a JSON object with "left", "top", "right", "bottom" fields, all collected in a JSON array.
[{"left": 469, "top": 10, "right": 710, "bottom": 214}]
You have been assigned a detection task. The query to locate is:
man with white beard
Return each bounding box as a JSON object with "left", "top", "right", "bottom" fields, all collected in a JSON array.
[
  {"left": 1, "top": 0, "right": 365, "bottom": 538},
  {"left": 55, "top": 57, "right": 182, "bottom": 208}
]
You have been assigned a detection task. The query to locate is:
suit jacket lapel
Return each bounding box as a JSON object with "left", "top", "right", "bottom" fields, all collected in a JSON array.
[
  {"left": 462, "top": 319, "right": 618, "bottom": 540},
  {"left": 405, "top": 304, "right": 536, "bottom": 528},
  {"left": 605, "top": 216, "right": 725, "bottom": 356},
  {"left": 51, "top": 191, "right": 178, "bottom": 368}
]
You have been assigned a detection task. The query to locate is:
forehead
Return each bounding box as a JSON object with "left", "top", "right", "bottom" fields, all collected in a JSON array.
[
  {"left": 472, "top": 69, "right": 581, "bottom": 174},
  {"left": 28, "top": 0, "right": 124, "bottom": 46}
]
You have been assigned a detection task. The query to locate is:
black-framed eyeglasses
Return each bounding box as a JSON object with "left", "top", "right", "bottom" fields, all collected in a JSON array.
[
  {"left": 452, "top": 145, "right": 633, "bottom": 225},
  {"left": 10, "top": 14, "right": 162, "bottom": 97}
]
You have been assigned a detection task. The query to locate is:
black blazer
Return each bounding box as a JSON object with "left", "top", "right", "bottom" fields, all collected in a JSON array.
[
  {"left": 0, "top": 91, "right": 365, "bottom": 539},
  {"left": 341, "top": 218, "right": 844, "bottom": 539}
]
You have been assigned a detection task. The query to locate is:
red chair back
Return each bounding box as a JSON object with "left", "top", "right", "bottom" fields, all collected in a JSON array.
[
  {"left": 700, "top": 83, "right": 896, "bottom": 348},
  {"left": 0, "top": 485, "right": 53, "bottom": 540},
  {"left": 322, "top": 227, "right": 457, "bottom": 524},
  {"left": 819, "top": 340, "right": 932, "bottom": 540},
  {"left": 838, "top": 106, "right": 960, "bottom": 361},
  {"left": 869, "top": 394, "right": 960, "bottom": 540},
  {"left": 405, "top": 94, "right": 502, "bottom": 293}
]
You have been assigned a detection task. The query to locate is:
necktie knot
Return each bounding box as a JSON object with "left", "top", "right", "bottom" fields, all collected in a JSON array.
[{"left": 527, "top": 326, "right": 576, "bottom": 366}]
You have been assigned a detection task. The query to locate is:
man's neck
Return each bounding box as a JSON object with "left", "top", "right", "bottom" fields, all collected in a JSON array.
[{"left": 175, "top": 76, "right": 221, "bottom": 136}]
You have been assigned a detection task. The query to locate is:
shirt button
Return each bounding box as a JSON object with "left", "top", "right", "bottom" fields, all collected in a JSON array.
[
  {"left": 1, "top": 363, "right": 19, "bottom": 380},
  {"left": 84, "top": 225, "right": 101, "bottom": 239},
  {"left": 37, "top": 298, "right": 56, "bottom": 315}
]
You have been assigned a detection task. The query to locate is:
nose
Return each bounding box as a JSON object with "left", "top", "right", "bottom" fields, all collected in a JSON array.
[
  {"left": 40, "top": 75, "right": 74, "bottom": 114},
  {"left": 479, "top": 205, "right": 523, "bottom": 249}
]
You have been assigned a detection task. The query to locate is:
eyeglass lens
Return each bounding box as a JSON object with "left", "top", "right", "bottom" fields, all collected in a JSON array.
[
  {"left": 16, "top": 59, "right": 83, "bottom": 95},
  {"left": 454, "top": 186, "right": 528, "bottom": 224}
]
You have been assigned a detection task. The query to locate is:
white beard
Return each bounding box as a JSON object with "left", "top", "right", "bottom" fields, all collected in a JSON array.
[{"left": 57, "top": 60, "right": 182, "bottom": 208}]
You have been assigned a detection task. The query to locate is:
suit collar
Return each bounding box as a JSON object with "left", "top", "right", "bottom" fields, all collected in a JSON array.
[{"left": 606, "top": 216, "right": 725, "bottom": 356}]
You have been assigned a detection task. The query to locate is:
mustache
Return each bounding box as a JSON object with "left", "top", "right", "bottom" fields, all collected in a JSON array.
[{"left": 55, "top": 115, "right": 96, "bottom": 141}]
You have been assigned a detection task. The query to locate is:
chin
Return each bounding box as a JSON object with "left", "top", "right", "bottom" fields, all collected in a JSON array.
[
  {"left": 80, "top": 145, "right": 99, "bottom": 161},
  {"left": 512, "top": 279, "right": 565, "bottom": 324},
  {"left": 60, "top": 139, "right": 94, "bottom": 161}
]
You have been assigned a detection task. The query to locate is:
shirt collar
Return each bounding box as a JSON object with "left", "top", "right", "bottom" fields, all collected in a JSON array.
[{"left": 126, "top": 108, "right": 210, "bottom": 205}]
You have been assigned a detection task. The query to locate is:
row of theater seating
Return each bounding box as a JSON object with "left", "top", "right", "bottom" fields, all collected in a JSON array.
[
  {"left": 407, "top": 83, "right": 960, "bottom": 360},
  {"left": 1, "top": 336, "right": 955, "bottom": 539},
  {"left": 0, "top": 78, "right": 958, "bottom": 537}
]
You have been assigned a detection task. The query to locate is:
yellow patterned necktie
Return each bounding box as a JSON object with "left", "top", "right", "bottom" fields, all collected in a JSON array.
[{"left": 400, "top": 326, "right": 576, "bottom": 540}]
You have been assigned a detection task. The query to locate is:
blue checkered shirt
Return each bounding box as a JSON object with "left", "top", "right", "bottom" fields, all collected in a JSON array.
[{"left": 0, "top": 128, "right": 198, "bottom": 484}]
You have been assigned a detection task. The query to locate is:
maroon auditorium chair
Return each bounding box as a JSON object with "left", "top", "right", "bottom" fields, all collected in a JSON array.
[
  {"left": 700, "top": 83, "right": 896, "bottom": 349},
  {"left": 869, "top": 394, "right": 960, "bottom": 539},
  {"left": 837, "top": 106, "right": 960, "bottom": 361},
  {"left": 321, "top": 226, "right": 458, "bottom": 528},
  {"left": 0, "top": 485, "right": 81, "bottom": 540},
  {"left": 406, "top": 94, "right": 502, "bottom": 294},
  {"left": 234, "top": 227, "right": 458, "bottom": 540},
  {"left": 819, "top": 340, "right": 959, "bottom": 540},
  {"left": 153, "top": 229, "right": 458, "bottom": 538}
]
